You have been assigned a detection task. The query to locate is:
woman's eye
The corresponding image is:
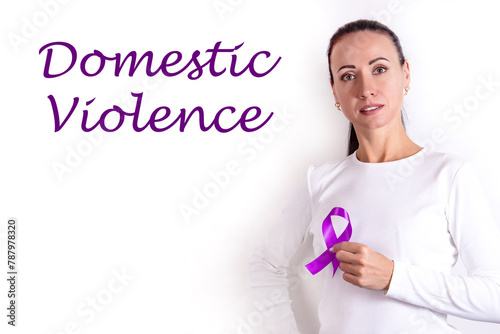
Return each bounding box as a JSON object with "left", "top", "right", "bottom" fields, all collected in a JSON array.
[
  {"left": 341, "top": 73, "right": 355, "bottom": 81},
  {"left": 374, "top": 67, "right": 387, "bottom": 74}
]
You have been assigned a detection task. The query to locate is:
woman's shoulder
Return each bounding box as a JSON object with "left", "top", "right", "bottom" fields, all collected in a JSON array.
[
  {"left": 307, "top": 154, "right": 352, "bottom": 177},
  {"left": 418, "top": 147, "right": 468, "bottom": 174},
  {"left": 305, "top": 154, "right": 354, "bottom": 189}
]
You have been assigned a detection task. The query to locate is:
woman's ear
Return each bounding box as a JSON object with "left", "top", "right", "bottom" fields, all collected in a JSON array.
[
  {"left": 402, "top": 60, "right": 410, "bottom": 87},
  {"left": 331, "top": 82, "right": 339, "bottom": 105}
]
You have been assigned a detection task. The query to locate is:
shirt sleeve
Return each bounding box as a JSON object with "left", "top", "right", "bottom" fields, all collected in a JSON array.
[
  {"left": 248, "top": 167, "right": 314, "bottom": 334},
  {"left": 386, "top": 162, "right": 500, "bottom": 322}
]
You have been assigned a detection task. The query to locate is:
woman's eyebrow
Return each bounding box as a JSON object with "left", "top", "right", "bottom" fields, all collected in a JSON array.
[
  {"left": 337, "top": 65, "right": 354, "bottom": 73},
  {"left": 368, "top": 57, "right": 389, "bottom": 65},
  {"left": 337, "top": 57, "right": 390, "bottom": 73}
]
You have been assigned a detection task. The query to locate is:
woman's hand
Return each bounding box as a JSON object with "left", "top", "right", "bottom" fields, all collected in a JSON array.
[{"left": 331, "top": 242, "right": 394, "bottom": 291}]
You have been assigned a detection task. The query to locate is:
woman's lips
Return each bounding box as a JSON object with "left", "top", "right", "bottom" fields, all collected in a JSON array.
[{"left": 359, "top": 104, "right": 384, "bottom": 115}]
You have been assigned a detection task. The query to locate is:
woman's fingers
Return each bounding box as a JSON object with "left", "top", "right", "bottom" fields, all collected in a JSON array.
[
  {"left": 331, "top": 241, "right": 368, "bottom": 254},
  {"left": 332, "top": 242, "right": 369, "bottom": 264}
]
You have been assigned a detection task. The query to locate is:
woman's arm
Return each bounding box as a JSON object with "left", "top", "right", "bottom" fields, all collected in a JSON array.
[
  {"left": 248, "top": 167, "right": 314, "bottom": 334},
  {"left": 384, "top": 162, "right": 500, "bottom": 322}
]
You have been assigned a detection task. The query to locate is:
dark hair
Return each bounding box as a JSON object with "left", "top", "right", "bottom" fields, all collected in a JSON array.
[{"left": 327, "top": 19, "right": 407, "bottom": 155}]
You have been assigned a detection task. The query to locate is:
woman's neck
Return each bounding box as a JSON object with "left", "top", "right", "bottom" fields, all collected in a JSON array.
[{"left": 354, "top": 124, "right": 422, "bottom": 163}]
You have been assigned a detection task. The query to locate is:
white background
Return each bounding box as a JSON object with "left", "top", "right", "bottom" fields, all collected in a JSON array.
[{"left": 1, "top": 0, "right": 500, "bottom": 333}]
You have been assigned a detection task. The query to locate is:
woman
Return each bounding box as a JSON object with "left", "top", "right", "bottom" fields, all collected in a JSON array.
[{"left": 249, "top": 19, "right": 500, "bottom": 333}]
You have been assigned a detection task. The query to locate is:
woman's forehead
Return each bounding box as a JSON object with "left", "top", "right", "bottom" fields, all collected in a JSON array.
[{"left": 330, "top": 31, "right": 398, "bottom": 67}]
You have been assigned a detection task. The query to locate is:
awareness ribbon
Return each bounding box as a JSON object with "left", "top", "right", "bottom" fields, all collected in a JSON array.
[{"left": 305, "top": 207, "right": 352, "bottom": 277}]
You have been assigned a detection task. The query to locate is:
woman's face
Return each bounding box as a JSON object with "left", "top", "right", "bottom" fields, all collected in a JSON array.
[{"left": 330, "top": 31, "right": 410, "bottom": 132}]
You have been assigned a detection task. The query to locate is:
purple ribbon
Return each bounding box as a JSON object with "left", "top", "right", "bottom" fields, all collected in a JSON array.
[{"left": 305, "top": 207, "right": 352, "bottom": 277}]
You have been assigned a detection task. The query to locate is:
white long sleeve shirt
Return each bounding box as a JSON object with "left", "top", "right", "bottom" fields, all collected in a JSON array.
[{"left": 249, "top": 147, "right": 500, "bottom": 333}]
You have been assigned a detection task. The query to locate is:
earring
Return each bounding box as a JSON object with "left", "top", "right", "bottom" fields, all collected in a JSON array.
[
  {"left": 335, "top": 102, "right": 341, "bottom": 111},
  {"left": 404, "top": 86, "right": 410, "bottom": 96}
]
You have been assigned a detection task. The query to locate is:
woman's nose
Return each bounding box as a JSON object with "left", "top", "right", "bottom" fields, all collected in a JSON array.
[{"left": 358, "top": 75, "right": 377, "bottom": 99}]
